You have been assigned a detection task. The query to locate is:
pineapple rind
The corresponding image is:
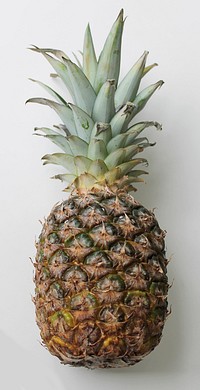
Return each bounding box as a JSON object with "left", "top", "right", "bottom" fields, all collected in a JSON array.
[{"left": 34, "top": 190, "right": 168, "bottom": 368}]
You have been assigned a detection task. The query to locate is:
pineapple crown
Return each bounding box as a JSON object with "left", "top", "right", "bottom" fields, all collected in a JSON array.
[{"left": 27, "top": 9, "right": 163, "bottom": 192}]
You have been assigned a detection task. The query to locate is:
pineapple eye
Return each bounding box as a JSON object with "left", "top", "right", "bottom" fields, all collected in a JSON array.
[
  {"left": 65, "top": 233, "right": 94, "bottom": 248},
  {"left": 76, "top": 233, "right": 94, "bottom": 247},
  {"left": 113, "top": 214, "right": 139, "bottom": 227},
  {"left": 124, "top": 291, "right": 149, "bottom": 308},
  {"left": 49, "top": 250, "right": 69, "bottom": 265},
  {"left": 81, "top": 203, "right": 106, "bottom": 216},
  {"left": 62, "top": 266, "right": 88, "bottom": 282},
  {"left": 70, "top": 292, "right": 98, "bottom": 310},
  {"left": 84, "top": 251, "right": 113, "bottom": 267},
  {"left": 101, "top": 197, "right": 115, "bottom": 207},
  {"left": 110, "top": 241, "right": 135, "bottom": 256},
  {"left": 37, "top": 249, "right": 44, "bottom": 262},
  {"left": 40, "top": 267, "right": 50, "bottom": 280},
  {"left": 91, "top": 223, "right": 117, "bottom": 235},
  {"left": 113, "top": 214, "right": 126, "bottom": 223},
  {"left": 105, "top": 223, "right": 118, "bottom": 235},
  {"left": 67, "top": 217, "right": 82, "bottom": 228},
  {"left": 50, "top": 282, "right": 64, "bottom": 299},
  {"left": 125, "top": 264, "right": 148, "bottom": 279},
  {"left": 150, "top": 282, "right": 168, "bottom": 296},
  {"left": 134, "top": 234, "right": 149, "bottom": 246},
  {"left": 48, "top": 232, "right": 60, "bottom": 244},
  {"left": 132, "top": 206, "right": 151, "bottom": 217},
  {"left": 151, "top": 224, "right": 162, "bottom": 236},
  {"left": 99, "top": 305, "right": 125, "bottom": 322},
  {"left": 64, "top": 199, "right": 76, "bottom": 210},
  {"left": 152, "top": 306, "right": 167, "bottom": 321},
  {"left": 97, "top": 274, "right": 125, "bottom": 291},
  {"left": 148, "top": 256, "right": 167, "bottom": 281}
]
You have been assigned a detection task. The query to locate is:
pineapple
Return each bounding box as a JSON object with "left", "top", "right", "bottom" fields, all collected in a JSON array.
[{"left": 28, "top": 9, "right": 168, "bottom": 369}]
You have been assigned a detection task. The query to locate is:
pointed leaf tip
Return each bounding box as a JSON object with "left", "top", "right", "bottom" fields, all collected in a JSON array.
[
  {"left": 94, "top": 9, "right": 124, "bottom": 93},
  {"left": 118, "top": 9, "right": 124, "bottom": 19}
]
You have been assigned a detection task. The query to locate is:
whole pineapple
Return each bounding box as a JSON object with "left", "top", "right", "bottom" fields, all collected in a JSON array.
[{"left": 28, "top": 9, "right": 168, "bottom": 368}]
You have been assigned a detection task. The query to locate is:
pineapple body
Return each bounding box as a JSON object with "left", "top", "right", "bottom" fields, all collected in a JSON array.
[{"left": 35, "top": 189, "right": 168, "bottom": 368}]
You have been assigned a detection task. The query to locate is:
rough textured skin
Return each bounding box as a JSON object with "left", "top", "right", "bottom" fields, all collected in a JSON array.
[{"left": 34, "top": 189, "right": 168, "bottom": 368}]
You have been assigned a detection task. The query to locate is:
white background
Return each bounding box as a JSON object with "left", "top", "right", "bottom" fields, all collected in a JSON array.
[{"left": 0, "top": 0, "right": 200, "bottom": 389}]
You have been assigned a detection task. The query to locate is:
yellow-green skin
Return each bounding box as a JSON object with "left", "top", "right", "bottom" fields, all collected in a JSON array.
[{"left": 34, "top": 189, "right": 168, "bottom": 368}]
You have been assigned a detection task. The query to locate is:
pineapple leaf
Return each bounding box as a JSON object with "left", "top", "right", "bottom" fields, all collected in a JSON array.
[
  {"left": 94, "top": 9, "right": 124, "bottom": 93},
  {"left": 34, "top": 127, "right": 62, "bottom": 136},
  {"left": 37, "top": 132, "right": 88, "bottom": 156},
  {"left": 36, "top": 133, "right": 73, "bottom": 154},
  {"left": 104, "top": 148, "right": 126, "bottom": 169},
  {"left": 62, "top": 58, "right": 96, "bottom": 115},
  {"left": 126, "top": 121, "right": 162, "bottom": 140},
  {"left": 132, "top": 80, "right": 164, "bottom": 117},
  {"left": 88, "top": 139, "right": 107, "bottom": 161},
  {"left": 53, "top": 124, "right": 71, "bottom": 136},
  {"left": 106, "top": 131, "right": 128, "bottom": 153},
  {"left": 29, "top": 78, "right": 67, "bottom": 105},
  {"left": 90, "top": 123, "right": 112, "bottom": 145},
  {"left": 83, "top": 24, "right": 97, "bottom": 86},
  {"left": 26, "top": 97, "right": 76, "bottom": 135},
  {"left": 121, "top": 176, "right": 145, "bottom": 187},
  {"left": 110, "top": 102, "right": 135, "bottom": 137},
  {"left": 72, "top": 52, "right": 83, "bottom": 69},
  {"left": 116, "top": 158, "right": 148, "bottom": 176},
  {"left": 69, "top": 103, "right": 94, "bottom": 142},
  {"left": 42, "top": 153, "right": 76, "bottom": 173},
  {"left": 30, "top": 46, "right": 70, "bottom": 61},
  {"left": 88, "top": 159, "right": 108, "bottom": 179},
  {"left": 74, "top": 156, "right": 92, "bottom": 175},
  {"left": 30, "top": 48, "right": 75, "bottom": 98},
  {"left": 115, "top": 51, "right": 149, "bottom": 109},
  {"left": 105, "top": 144, "right": 144, "bottom": 169},
  {"left": 42, "top": 153, "right": 92, "bottom": 176},
  {"left": 74, "top": 173, "right": 97, "bottom": 189},
  {"left": 53, "top": 173, "right": 76, "bottom": 184},
  {"left": 143, "top": 63, "right": 158, "bottom": 77},
  {"left": 67, "top": 135, "right": 88, "bottom": 157},
  {"left": 92, "top": 79, "right": 116, "bottom": 123},
  {"left": 128, "top": 169, "right": 148, "bottom": 177},
  {"left": 107, "top": 120, "right": 161, "bottom": 153},
  {"left": 104, "top": 167, "right": 121, "bottom": 183}
]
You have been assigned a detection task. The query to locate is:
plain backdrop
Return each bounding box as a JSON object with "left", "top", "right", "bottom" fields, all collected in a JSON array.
[{"left": 0, "top": 0, "right": 200, "bottom": 389}]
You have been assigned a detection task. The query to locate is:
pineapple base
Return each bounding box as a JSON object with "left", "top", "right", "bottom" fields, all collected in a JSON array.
[{"left": 34, "top": 189, "right": 168, "bottom": 368}]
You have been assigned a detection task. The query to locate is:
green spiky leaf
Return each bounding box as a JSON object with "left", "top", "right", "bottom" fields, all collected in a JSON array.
[
  {"left": 67, "top": 135, "right": 88, "bottom": 157},
  {"left": 69, "top": 103, "right": 94, "bottom": 142},
  {"left": 88, "top": 159, "right": 108, "bottom": 179},
  {"left": 29, "top": 79, "right": 67, "bottom": 105},
  {"left": 133, "top": 80, "right": 164, "bottom": 116},
  {"left": 110, "top": 102, "right": 136, "bottom": 137},
  {"left": 115, "top": 51, "right": 149, "bottom": 109},
  {"left": 30, "top": 46, "right": 70, "bottom": 61},
  {"left": 88, "top": 139, "right": 107, "bottom": 161},
  {"left": 92, "top": 79, "right": 116, "bottom": 123},
  {"left": 83, "top": 24, "right": 97, "bottom": 86},
  {"left": 90, "top": 123, "right": 112, "bottom": 145},
  {"left": 143, "top": 63, "right": 158, "bottom": 77},
  {"left": 26, "top": 98, "right": 76, "bottom": 135},
  {"left": 63, "top": 58, "right": 96, "bottom": 115},
  {"left": 42, "top": 153, "right": 76, "bottom": 172},
  {"left": 94, "top": 9, "right": 124, "bottom": 93}
]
